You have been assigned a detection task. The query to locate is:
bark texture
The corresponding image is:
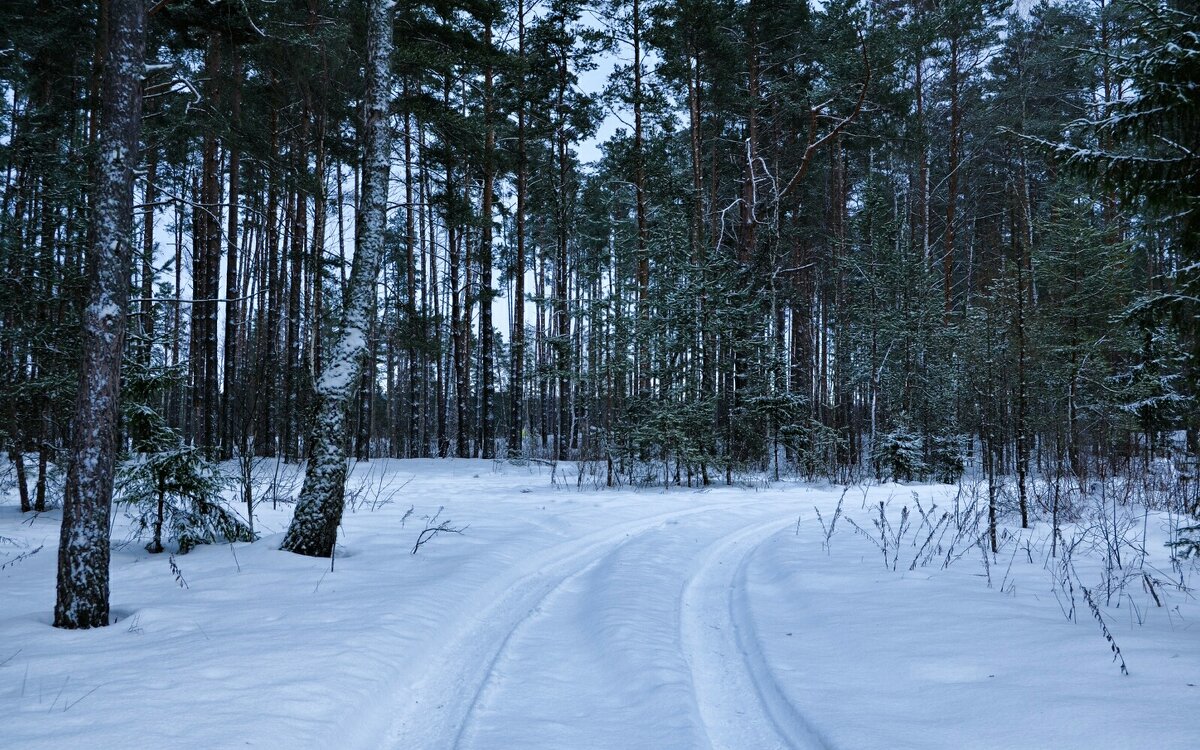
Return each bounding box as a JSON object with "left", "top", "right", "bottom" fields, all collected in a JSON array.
[
  {"left": 280, "top": 0, "right": 393, "bottom": 557},
  {"left": 54, "top": 0, "right": 145, "bottom": 629}
]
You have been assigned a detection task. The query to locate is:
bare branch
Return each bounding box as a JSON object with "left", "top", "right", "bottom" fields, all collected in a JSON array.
[{"left": 778, "top": 29, "right": 872, "bottom": 201}]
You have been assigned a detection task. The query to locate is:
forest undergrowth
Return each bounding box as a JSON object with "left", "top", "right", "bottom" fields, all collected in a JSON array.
[{"left": 812, "top": 461, "right": 1199, "bottom": 675}]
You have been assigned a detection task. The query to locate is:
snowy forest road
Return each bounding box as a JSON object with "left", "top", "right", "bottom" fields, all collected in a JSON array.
[
  {"left": 4, "top": 460, "right": 1196, "bottom": 750},
  {"left": 383, "top": 497, "right": 819, "bottom": 750},
  {"left": 681, "top": 517, "right": 831, "bottom": 750}
]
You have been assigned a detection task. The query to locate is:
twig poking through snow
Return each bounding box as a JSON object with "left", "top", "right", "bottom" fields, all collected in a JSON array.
[
  {"left": 48, "top": 676, "right": 69, "bottom": 713},
  {"left": 0, "top": 545, "right": 42, "bottom": 571},
  {"left": 815, "top": 490, "right": 846, "bottom": 553},
  {"left": 1082, "top": 585, "right": 1130, "bottom": 676},
  {"left": 168, "top": 554, "right": 188, "bottom": 589},
  {"left": 412, "top": 507, "right": 467, "bottom": 554},
  {"left": 63, "top": 683, "right": 106, "bottom": 712}
]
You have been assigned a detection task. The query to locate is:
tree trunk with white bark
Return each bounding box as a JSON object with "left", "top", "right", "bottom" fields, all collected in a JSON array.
[
  {"left": 54, "top": 0, "right": 145, "bottom": 629},
  {"left": 280, "top": 0, "right": 393, "bottom": 557}
]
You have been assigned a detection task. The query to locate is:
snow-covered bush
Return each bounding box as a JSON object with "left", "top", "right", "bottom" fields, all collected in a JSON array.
[
  {"left": 614, "top": 396, "right": 717, "bottom": 487},
  {"left": 120, "top": 352, "right": 252, "bottom": 552},
  {"left": 1169, "top": 523, "right": 1200, "bottom": 559},
  {"left": 875, "top": 425, "right": 925, "bottom": 482},
  {"left": 928, "top": 434, "right": 966, "bottom": 484},
  {"left": 118, "top": 444, "right": 254, "bottom": 554},
  {"left": 782, "top": 419, "right": 841, "bottom": 481},
  {"left": 116, "top": 332, "right": 252, "bottom": 552}
]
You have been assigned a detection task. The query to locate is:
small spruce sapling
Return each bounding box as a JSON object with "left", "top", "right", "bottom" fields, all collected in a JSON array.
[
  {"left": 875, "top": 424, "right": 925, "bottom": 481},
  {"left": 118, "top": 343, "right": 254, "bottom": 553},
  {"left": 118, "top": 442, "right": 253, "bottom": 553}
]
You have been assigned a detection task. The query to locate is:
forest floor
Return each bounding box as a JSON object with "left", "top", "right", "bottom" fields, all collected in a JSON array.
[{"left": 1, "top": 459, "right": 1197, "bottom": 749}]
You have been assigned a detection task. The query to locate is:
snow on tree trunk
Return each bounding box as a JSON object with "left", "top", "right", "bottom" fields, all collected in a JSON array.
[
  {"left": 53, "top": 0, "right": 146, "bottom": 629},
  {"left": 280, "top": 0, "right": 393, "bottom": 558}
]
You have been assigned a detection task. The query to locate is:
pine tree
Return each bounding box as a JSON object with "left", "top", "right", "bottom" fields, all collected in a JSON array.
[
  {"left": 53, "top": 0, "right": 146, "bottom": 630},
  {"left": 280, "top": 0, "right": 394, "bottom": 558}
]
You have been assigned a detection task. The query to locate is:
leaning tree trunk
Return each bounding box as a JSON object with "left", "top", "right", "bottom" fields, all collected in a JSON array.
[
  {"left": 280, "top": 0, "right": 392, "bottom": 557},
  {"left": 54, "top": 0, "right": 145, "bottom": 629}
]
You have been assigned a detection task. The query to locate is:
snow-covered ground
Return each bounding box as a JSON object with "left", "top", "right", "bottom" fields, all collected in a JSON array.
[{"left": 1, "top": 459, "right": 1196, "bottom": 749}]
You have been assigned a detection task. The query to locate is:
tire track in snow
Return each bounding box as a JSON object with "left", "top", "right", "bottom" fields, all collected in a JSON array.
[
  {"left": 382, "top": 498, "right": 773, "bottom": 749},
  {"left": 451, "top": 517, "right": 693, "bottom": 749},
  {"left": 451, "top": 505, "right": 778, "bottom": 748},
  {"left": 680, "top": 517, "right": 832, "bottom": 750}
]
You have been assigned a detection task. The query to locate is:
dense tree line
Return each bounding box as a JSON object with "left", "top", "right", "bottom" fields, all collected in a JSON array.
[{"left": 2, "top": 0, "right": 1197, "bottom": 519}]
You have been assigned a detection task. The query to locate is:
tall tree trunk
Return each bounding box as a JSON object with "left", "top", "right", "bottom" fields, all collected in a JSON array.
[
  {"left": 688, "top": 50, "right": 711, "bottom": 410},
  {"left": 355, "top": 295, "right": 376, "bottom": 459},
  {"left": 553, "top": 31, "right": 571, "bottom": 460},
  {"left": 281, "top": 0, "right": 392, "bottom": 558},
  {"left": 310, "top": 120, "right": 328, "bottom": 394},
  {"left": 537, "top": 237, "right": 547, "bottom": 452},
  {"left": 732, "top": 3, "right": 760, "bottom": 461},
  {"left": 258, "top": 101, "right": 281, "bottom": 455},
  {"left": 944, "top": 36, "right": 960, "bottom": 319},
  {"left": 285, "top": 177, "right": 307, "bottom": 460},
  {"left": 139, "top": 152, "right": 156, "bottom": 371},
  {"left": 449, "top": 177, "right": 468, "bottom": 456},
  {"left": 425, "top": 127, "right": 448, "bottom": 458},
  {"left": 54, "top": 0, "right": 145, "bottom": 629},
  {"left": 403, "top": 89, "right": 421, "bottom": 458},
  {"left": 913, "top": 38, "right": 929, "bottom": 266},
  {"left": 508, "top": 0, "right": 528, "bottom": 457},
  {"left": 633, "top": 0, "right": 650, "bottom": 396},
  {"left": 479, "top": 21, "right": 497, "bottom": 459},
  {"left": 221, "top": 48, "right": 242, "bottom": 459},
  {"left": 170, "top": 175, "right": 183, "bottom": 431},
  {"left": 192, "top": 35, "right": 222, "bottom": 450},
  {"left": 1014, "top": 197, "right": 1030, "bottom": 527}
]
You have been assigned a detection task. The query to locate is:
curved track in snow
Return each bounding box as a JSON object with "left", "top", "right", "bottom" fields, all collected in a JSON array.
[
  {"left": 681, "top": 518, "right": 831, "bottom": 750},
  {"left": 383, "top": 498, "right": 823, "bottom": 750}
]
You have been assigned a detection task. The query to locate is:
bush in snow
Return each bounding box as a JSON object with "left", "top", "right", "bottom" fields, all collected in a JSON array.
[
  {"left": 613, "top": 395, "right": 718, "bottom": 487},
  {"left": 928, "top": 434, "right": 966, "bottom": 484},
  {"left": 119, "top": 360, "right": 253, "bottom": 553},
  {"left": 875, "top": 425, "right": 925, "bottom": 482},
  {"left": 782, "top": 418, "right": 841, "bottom": 481},
  {"left": 1168, "top": 524, "right": 1200, "bottom": 560},
  {"left": 118, "top": 442, "right": 254, "bottom": 554}
]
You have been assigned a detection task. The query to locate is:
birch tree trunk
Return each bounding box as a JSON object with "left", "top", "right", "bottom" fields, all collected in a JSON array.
[
  {"left": 280, "top": 0, "right": 393, "bottom": 557},
  {"left": 54, "top": 0, "right": 145, "bottom": 629}
]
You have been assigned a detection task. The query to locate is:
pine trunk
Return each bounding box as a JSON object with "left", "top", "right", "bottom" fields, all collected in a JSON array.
[
  {"left": 633, "top": 0, "right": 650, "bottom": 396},
  {"left": 280, "top": 0, "right": 392, "bottom": 558},
  {"left": 403, "top": 100, "right": 420, "bottom": 458},
  {"left": 479, "top": 22, "right": 496, "bottom": 459},
  {"left": 54, "top": 0, "right": 145, "bottom": 629},
  {"left": 221, "top": 49, "right": 242, "bottom": 458},
  {"left": 508, "top": 1, "right": 527, "bottom": 457}
]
